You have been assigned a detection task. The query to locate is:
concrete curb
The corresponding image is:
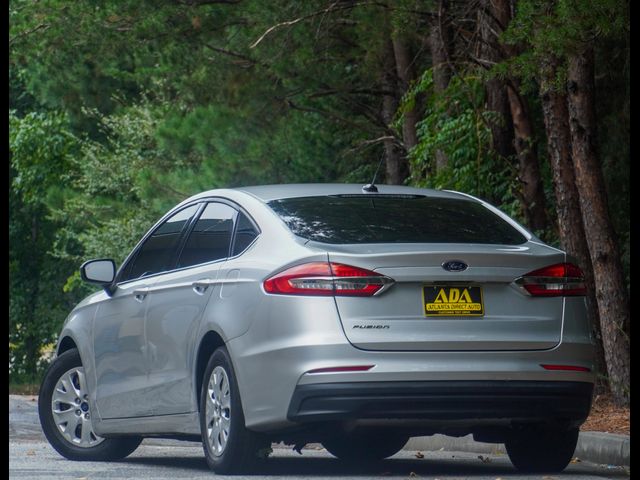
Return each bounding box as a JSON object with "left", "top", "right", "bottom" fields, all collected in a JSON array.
[
  {"left": 575, "top": 432, "right": 630, "bottom": 467},
  {"left": 405, "top": 431, "right": 629, "bottom": 467}
]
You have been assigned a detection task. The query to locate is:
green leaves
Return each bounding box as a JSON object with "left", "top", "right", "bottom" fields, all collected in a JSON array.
[
  {"left": 9, "top": 110, "right": 82, "bottom": 382},
  {"left": 503, "top": 0, "right": 629, "bottom": 77},
  {"left": 9, "top": 110, "right": 78, "bottom": 204},
  {"left": 8, "top": 0, "right": 629, "bottom": 385},
  {"left": 401, "top": 70, "right": 521, "bottom": 220}
]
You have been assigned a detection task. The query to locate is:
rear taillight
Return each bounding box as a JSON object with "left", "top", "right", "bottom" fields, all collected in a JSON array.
[
  {"left": 516, "top": 263, "right": 586, "bottom": 297},
  {"left": 263, "top": 261, "right": 394, "bottom": 296}
]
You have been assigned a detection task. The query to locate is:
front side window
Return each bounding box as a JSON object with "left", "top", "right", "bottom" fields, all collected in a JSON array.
[
  {"left": 122, "top": 204, "right": 199, "bottom": 281},
  {"left": 178, "top": 202, "right": 237, "bottom": 268}
]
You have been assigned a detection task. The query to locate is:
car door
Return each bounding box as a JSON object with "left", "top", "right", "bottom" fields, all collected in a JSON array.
[
  {"left": 214, "top": 210, "right": 262, "bottom": 338},
  {"left": 92, "top": 204, "right": 200, "bottom": 419},
  {"left": 143, "top": 201, "right": 238, "bottom": 416}
]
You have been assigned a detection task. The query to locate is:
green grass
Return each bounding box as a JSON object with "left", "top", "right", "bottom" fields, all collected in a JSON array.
[{"left": 9, "top": 382, "right": 40, "bottom": 395}]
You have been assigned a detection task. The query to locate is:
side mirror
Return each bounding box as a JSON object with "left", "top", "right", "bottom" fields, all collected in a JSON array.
[{"left": 80, "top": 259, "right": 117, "bottom": 295}]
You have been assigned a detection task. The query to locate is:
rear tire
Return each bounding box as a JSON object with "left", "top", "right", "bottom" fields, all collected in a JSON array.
[
  {"left": 200, "top": 346, "right": 268, "bottom": 473},
  {"left": 505, "top": 426, "right": 579, "bottom": 473},
  {"left": 322, "top": 429, "right": 408, "bottom": 462},
  {"left": 38, "top": 349, "right": 142, "bottom": 461}
]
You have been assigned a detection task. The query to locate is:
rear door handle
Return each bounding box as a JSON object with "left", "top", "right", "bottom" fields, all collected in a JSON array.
[
  {"left": 133, "top": 288, "right": 149, "bottom": 302},
  {"left": 192, "top": 279, "right": 215, "bottom": 295}
]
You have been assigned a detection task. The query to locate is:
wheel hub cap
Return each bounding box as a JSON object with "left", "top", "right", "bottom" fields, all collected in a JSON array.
[
  {"left": 51, "top": 367, "right": 104, "bottom": 448},
  {"left": 205, "top": 366, "right": 231, "bottom": 457}
]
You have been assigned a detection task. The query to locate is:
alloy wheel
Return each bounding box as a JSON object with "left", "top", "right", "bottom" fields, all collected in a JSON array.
[
  {"left": 51, "top": 367, "right": 104, "bottom": 448},
  {"left": 205, "top": 365, "right": 232, "bottom": 456}
]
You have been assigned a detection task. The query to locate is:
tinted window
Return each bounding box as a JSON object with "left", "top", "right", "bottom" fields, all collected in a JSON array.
[
  {"left": 123, "top": 205, "right": 199, "bottom": 281},
  {"left": 178, "top": 203, "right": 236, "bottom": 268},
  {"left": 232, "top": 212, "right": 259, "bottom": 256},
  {"left": 268, "top": 195, "right": 526, "bottom": 245}
]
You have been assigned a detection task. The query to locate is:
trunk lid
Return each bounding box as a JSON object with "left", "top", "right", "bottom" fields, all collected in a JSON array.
[{"left": 321, "top": 241, "right": 565, "bottom": 351}]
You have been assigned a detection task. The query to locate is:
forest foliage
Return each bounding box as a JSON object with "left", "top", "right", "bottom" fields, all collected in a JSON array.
[{"left": 9, "top": 0, "right": 629, "bottom": 403}]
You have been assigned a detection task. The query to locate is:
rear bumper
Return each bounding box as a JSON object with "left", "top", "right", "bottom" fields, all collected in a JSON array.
[{"left": 287, "top": 380, "right": 593, "bottom": 425}]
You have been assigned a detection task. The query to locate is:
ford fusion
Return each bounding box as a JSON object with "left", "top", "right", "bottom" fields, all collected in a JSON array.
[{"left": 38, "top": 184, "right": 595, "bottom": 474}]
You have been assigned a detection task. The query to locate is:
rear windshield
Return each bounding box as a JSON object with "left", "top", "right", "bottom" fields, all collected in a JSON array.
[{"left": 267, "top": 195, "right": 527, "bottom": 245}]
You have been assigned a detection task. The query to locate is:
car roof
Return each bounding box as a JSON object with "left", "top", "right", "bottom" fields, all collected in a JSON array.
[
  {"left": 172, "top": 183, "right": 533, "bottom": 244},
  {"left": 215, "top": 184, "right": 468, "bottom": 202}
]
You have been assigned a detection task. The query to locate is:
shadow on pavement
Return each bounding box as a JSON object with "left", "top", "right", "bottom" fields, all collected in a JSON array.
[
  {"left": 121, "top": 452, "right": 631, "bottom": 477},
  {"left": 122, "top": 454, "right": 516, "bottom": 477}
]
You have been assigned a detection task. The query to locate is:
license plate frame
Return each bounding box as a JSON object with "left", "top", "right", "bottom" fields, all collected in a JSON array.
[{"left": 423, "top": 285, "right": 484, "bottom": 317}]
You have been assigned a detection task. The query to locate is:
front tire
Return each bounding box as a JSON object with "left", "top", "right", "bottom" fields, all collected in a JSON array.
[
  {"left": 322, "top": 429, "right": 408, "bottom": 462},
  {"left": 38, "top": 348, "right": 142, "bottom": 461},
  {"left": 505, "top": 426, "right": 579, "bottom": 473},
  {"left": 200, "top": 346, "right": 268, "bottom": 473}
]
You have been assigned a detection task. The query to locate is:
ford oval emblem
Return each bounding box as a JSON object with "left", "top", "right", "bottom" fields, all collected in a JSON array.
[{"left": 442, "top": 260, "right": 468, "bottom": 272}]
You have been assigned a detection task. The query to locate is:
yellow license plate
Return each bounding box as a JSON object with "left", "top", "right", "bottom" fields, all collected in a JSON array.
[{"left": 423, "top": 285, "right": 484, "bottom": 316}]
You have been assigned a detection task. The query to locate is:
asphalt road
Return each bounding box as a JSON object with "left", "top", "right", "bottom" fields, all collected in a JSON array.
[
  {"left": 10, "top": 438, "right": 632, "bottom": 480},
  {"left": 9, "top": 395, "right": 630, "bottom": 479}
]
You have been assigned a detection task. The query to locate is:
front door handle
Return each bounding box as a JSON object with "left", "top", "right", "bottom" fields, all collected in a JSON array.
[
  {"left": 192, "top": 279, "right": 215, "bottom": 295},
  {"left": 133, "top": 288, "right": 149, "bottom": 302}
]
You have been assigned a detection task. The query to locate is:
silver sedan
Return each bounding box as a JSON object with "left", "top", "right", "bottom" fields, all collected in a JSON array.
[{"left": 38, "top": 184, "right": 595, "bottom": 474}]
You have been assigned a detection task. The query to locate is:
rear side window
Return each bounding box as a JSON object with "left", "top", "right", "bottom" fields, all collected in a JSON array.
[
  {"left": 123, "top": 204, "right": 199, "bottom": 281},
  {"left": 231, "top": 212, "right": 259, "bottom": 256},
  {"left": 268, "top": 195, "right": 526, "bottom": 245},
  {"left": 178, "top": 202, "right": 236, "bottom": 268}
]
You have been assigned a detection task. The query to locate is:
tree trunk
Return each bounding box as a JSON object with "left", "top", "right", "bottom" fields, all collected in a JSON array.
[
  {"left": 381, "top": 40, "right": 404, "bottom": 185},
  {"left": 506, "top": 85, "right": 549, "bottom": 233},
  {"left": 485, "top": 80, "right": 514, "bottom": 161},
  {"left": 487, "top": 0, "right": 547, "bottom": 234},
  {"left": 478, "top": 1, "right": 515, "bottom": 161},
  {"left": 392, "top": 35, "right": 418, "bottom": 153},
  {"left": 539, "top": 57, "right": 606, "bottom": 392},
  {"left": 429, "top": 0, "right": 452, "bottom": 173},
  {"left": 567, "top": 49, "right": 630, "bottom": 406},
  {"left": 24, "top": 215, "right": 41, "bottom": 380}
]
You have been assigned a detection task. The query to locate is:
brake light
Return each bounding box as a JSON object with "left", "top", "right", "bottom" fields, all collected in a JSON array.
[
  {"left": 516, "top": 263, "right": 586, "bottom": 296},
  {"left": 263, "top": 261, "right": 394, "bottom": 296}
]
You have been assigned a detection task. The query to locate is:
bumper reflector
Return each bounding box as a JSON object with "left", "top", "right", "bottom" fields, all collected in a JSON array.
[{"left": 541, "top": 364, "right": 591, "bottom": 372}]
